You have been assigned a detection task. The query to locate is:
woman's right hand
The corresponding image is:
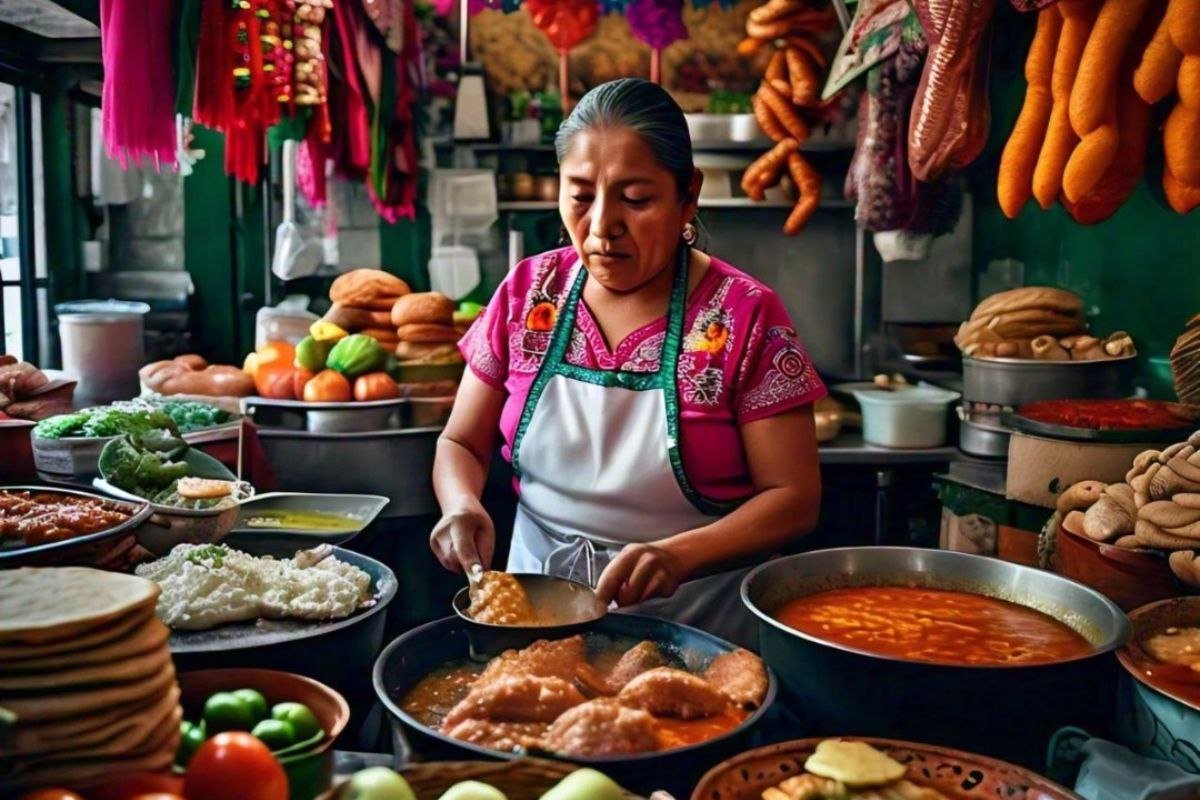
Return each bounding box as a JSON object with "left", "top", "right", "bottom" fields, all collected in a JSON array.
[{"left": 430, "top": 501, "right": 496, "bottom": 574}]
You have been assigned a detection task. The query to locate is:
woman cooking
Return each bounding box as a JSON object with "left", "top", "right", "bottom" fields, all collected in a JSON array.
[{"left": 431, "top": 78, "right": 825, "bottom": 647}]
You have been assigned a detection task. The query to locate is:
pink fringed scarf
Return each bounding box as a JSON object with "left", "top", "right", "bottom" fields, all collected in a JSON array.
[{"left": 100, "top": 0, "right": 178, "bottom": 169}]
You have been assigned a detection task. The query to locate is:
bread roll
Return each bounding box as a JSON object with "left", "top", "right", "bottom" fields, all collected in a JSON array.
[
  {"left": 139, "top": 359, "right": 256, "bottom": 397},
  {"left": 970, "top": 286, "right": 1084, "bottom": 320},
  {"left": 395, "top": 341, "right": 463, "bottom": 363},
  {"left": 323, "top": 303, "right": 394, "bottom": 331},
  {"left": 391, "top": 292, "right": 455, "bottom": 327},
  {"left": 357, "top": 327, "right": 401, "bottom": 348},
  {"left": 396, "top": 323, "right": 461, "bottom": 344},
  {"left": 330, "top": 269, "right": 411, "bottom": 306}
]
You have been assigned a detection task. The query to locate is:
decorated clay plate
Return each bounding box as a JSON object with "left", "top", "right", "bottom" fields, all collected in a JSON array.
[
  {"left": 1118, "top": 597, "right": 1200, "bottom": 712},
  {"left": 691, "top": 737, "right": 1080, "bottom": 800}
]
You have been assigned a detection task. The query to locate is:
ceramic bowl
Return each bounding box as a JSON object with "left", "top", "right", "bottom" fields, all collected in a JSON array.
[
  {"left": 692, "top": 737, "right": 1081, "bottom": 800},
  {"left": 177, "top": 668, "right": 350, "bottom": 800},
  {"left": 1052, "top": 517, "right": 1188, "bottom": 612},
  {"left": 1115, "top": 597, "right": 1200, "bottom": 773}
]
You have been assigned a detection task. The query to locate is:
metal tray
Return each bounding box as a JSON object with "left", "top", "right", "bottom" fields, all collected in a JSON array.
[
  {"left": 1001, "top": 409, "right": 1197, "bottom": 444},
  {"left": 167, "top": 546, "right": 398, "bottom": 655},
  {"left": 227, "top": 492, "right": 390, "bottom": 554},
  {"left": 0, "top": 485, "right": 152, "bottom": 567}
]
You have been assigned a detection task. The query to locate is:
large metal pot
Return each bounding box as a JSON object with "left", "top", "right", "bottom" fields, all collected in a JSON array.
[
  {"left": 742, "top": 547, "right": 1131, "bottom": 769},
  {"left": 962, "top": 355, "right": 1136, "bottom": 406},
  {"left": 255, "top": 427, "right": 440, "bottom": 517},
  {"left": 373, "top": 613, "right": 777, "bottom": 797}
]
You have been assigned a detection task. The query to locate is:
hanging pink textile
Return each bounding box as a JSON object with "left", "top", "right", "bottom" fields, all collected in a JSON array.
[{"left": 100, "top": 0, "right": 179, "bottom": 169}]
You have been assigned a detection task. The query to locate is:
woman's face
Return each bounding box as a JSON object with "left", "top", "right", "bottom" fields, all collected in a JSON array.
[{"left": 559, "top": 126, "right": 701, "bottom": 293}]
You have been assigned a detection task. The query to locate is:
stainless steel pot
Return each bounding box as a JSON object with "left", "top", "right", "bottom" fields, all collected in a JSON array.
[
  {"left": 256, "top": 427, "right": 440, "bottom": 517},
  {"left": 957, "top": 407, "right": 1011, "bottom": 458},
  {"left": 742, "top": 547, "right": 1131, "bottom": 769},
  {"left": 373, "top": 612, "right": 777, "bottom": 797},
  {"left": 962, "top": 355, "right": 1136, "bottom": 406}
]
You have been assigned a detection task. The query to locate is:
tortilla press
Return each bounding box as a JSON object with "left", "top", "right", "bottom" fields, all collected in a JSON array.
[{"left": 452, "top": 570, "right": 607, "bottom": 658}]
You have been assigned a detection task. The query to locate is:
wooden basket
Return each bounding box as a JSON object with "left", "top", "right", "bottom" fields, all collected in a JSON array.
[{"left": 322, "top": 758, "right": 644, "bottom": 800}]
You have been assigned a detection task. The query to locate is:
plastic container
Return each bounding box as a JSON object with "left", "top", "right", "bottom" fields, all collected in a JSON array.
[
  {"left": 55, "top": 300, "right": 149, "bottom": 407},
  {"left": 256, "top": 302, "right": 318, "bottom": 349},
  {"left": 851, "top": 385, "right": 960, "bottom": 449}
]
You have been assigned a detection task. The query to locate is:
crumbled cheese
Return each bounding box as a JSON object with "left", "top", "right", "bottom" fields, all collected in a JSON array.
[{"left": 135, "top": 544, "right": 372, "bottom": 630}]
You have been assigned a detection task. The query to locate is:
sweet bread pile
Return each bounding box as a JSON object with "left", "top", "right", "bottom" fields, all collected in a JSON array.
[
  {"left": 1058, "top": 431, "right": 1200, "bottom": 587},
  {"left": 955, "top": 287, "right": 1135, "bottom": 360},
  {"left": 321, "top": 269, "right": 464, "bottom": 367},
  {"left": 323, "top": 269, "right": 412, "bottom": 352}
]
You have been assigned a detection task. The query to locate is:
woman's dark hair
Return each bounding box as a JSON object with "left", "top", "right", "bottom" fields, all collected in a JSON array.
[{"left": 555, "top": 78, "right": 695, "bottom": 200}]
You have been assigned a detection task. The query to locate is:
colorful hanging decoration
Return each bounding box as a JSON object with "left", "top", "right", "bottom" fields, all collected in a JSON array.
[
  {"left": 328, "top": 0, "right": 421, "bottom": 221},
  {"left": 625, "top": 0, "right": 688, "bottom": 83},
  {"left": 100, "top": 0, "right": 178, "bottom": 169},
  {"left": 525, "top": 0, "right": 599, "bottom": 108}
]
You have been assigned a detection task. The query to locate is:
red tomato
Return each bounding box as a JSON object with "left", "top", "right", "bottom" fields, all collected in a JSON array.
[
  {"left": 184, "top": 732, "right": 288, "bottom": 800},
  {"left": 127, "top": 795, "right": 185, "bottom": 800},
  {"left": 19, "top": 791, "right": 84, "bottom": 800},
  {"left": 90, "top": 775, "right": 185, "bottom": 800}
]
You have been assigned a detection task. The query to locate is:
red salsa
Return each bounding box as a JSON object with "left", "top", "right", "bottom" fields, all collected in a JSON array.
[{"left": 1018, "top": 399, "right": 1195, "bottom": 431}]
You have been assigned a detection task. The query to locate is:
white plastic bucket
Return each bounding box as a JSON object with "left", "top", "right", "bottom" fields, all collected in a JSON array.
[
  {"left": 851, "top": 385, "right": 961, "bottom": 449},
  {"left": 56, "top": 300, "right": 149, "bottom": 407}
]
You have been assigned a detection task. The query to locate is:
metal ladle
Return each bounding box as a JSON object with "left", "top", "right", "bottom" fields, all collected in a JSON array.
[{"left": 453, "top": 572, "right": 608, "bottom": 660}]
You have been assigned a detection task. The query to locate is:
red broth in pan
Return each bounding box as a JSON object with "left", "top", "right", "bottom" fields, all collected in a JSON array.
[{"left": 774, "top": 586, "right": 1093, "bottom": 666}]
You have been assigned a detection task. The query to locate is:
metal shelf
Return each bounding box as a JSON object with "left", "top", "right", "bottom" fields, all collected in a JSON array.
[
  {"left": 497, "top": 198, "right": 854, "bottom": 211},
  {"left": 436, "top": 139, "right": 855, "bottom": 154}
]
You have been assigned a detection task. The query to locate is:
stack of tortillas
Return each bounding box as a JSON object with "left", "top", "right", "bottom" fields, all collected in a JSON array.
[{"left": 0, "top": 567, "right": 181, "bottom": 792}]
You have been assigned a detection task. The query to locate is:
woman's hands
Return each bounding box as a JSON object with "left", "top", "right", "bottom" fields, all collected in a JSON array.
[
  {"left": 431, "top": 370, "right": 505, "bottom": 574},
  {"left": 595, "top": 542, "right": 688, "bottom": 606},
  {"left": 430, "top": 499, "right": 496, "bottom": 574}
]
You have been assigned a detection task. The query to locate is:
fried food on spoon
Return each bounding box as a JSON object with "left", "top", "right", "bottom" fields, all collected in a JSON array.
[
  {"left": 703, "top": 648, "right": 770, "bottom": 709},
  {"left": 443, "top": 674, "right": 586, "bottom": 727},
  {"left": 542, "top": 698, "right": 660, "bottom": 757},
  {"left": 443, "top": 718, "right": 548, "bottom": 752},
  {"left": 480, "top": 636, "right": 588, "bottom": 686},
  {"left": 468, "top": 571, "right": 538, "bottom": 625},
  {"left": 617, "top": 667, "right": 729, "bottom": 719}
]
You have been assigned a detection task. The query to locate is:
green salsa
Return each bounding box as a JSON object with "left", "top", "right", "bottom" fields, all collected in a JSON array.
[{"left": 243, "top": 510, "right": 361, "bottom": 533}]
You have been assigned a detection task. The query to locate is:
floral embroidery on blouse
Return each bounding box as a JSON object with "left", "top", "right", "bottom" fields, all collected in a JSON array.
[
  {"left": 621, "top": 331, "right": 666, "bottom": 373},
  {"left": 456, "top": 247, "right": 827, "bottom": 501},
  {"left": 738, "top": 326, "right": 820, "bottom": 416},
  {"left": 682, "top": 363, "right": 725, "bottom": 406},
  {"left": 468, "top": 333, "right": 505, "bottom": 384}
]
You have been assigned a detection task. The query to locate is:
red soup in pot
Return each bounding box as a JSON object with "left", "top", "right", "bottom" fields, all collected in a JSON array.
[{"left": 773, "top": 586, "right": 1093, "bottom": 666}]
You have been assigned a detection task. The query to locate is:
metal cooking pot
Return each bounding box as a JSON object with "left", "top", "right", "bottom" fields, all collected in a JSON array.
[
  {"left": 962, "top": 355, "right": 1136, "bottom": 406},
  {"left": 372, "top": 612, "right": 777, "bottom": 796},
  {"left": 742, "top": 547, "right": 1131, "bottom": 770}
]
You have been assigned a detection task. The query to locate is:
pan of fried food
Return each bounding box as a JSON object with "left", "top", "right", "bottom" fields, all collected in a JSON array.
[
  {"left": 373, "top": 612, "right": 776, "bottom": 797},
  {"left": 0, "top": 485, "right": 151, "bottom": 567},
  {"left": 692, "top": 737, "right": 1081, "bottom": 800},
  {"left": 452, "top": 571, "right": 608, "bottom": 654}
]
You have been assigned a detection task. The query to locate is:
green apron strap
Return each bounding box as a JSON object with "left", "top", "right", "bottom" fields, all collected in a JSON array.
[{"left": 511, "top": 261, "right": 588, "bottom": 476}]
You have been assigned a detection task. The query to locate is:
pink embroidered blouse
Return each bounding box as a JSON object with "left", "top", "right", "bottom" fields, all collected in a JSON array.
[{"left": 459, "top": 247, "right": 827, "bottom": 503}]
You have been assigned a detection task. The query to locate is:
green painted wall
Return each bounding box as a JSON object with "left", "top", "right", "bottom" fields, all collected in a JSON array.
[
  {"left": 183, "top": 125, "right": 239, "bottom": 364},
  {"left": 969, "top": 10, "right": 1200, "bottom": 399}
]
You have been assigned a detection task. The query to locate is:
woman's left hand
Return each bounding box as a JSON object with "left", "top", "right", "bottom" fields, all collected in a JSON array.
[{"left": 595, "top": 543, "right": 687, "bottom": 607}]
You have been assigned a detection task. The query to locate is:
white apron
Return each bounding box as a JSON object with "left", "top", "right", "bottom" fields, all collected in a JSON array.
[{"left": 507, "top": 248, "right": 758, "bottom": 648}]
